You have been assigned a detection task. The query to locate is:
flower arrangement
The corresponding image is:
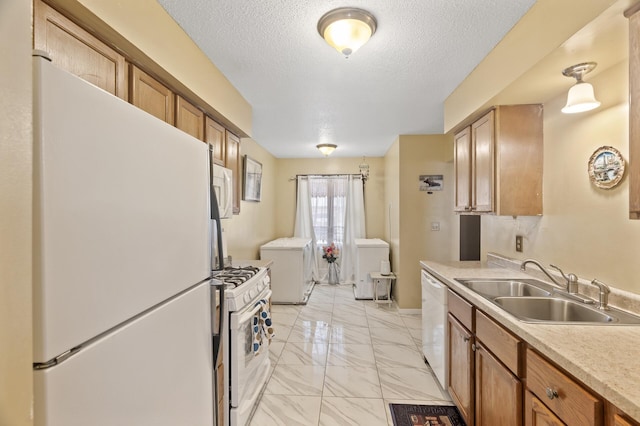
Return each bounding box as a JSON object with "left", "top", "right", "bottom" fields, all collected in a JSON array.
[{"left": 322, "top": 243, "right": 339, "bottom": 264}]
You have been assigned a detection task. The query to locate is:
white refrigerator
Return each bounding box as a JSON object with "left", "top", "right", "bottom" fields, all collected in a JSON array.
[{"left": 32, "top": 55, "right": 221, "bottom": 425}]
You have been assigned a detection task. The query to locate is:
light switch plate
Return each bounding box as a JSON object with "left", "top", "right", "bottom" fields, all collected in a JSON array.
[{"left": 431, "top": 222, "right": 440, "bottom": 231}]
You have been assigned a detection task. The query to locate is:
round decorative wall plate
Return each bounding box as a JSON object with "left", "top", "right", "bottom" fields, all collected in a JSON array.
[{"left": 587, "top": 146, "right": 625, "bottom": 189}]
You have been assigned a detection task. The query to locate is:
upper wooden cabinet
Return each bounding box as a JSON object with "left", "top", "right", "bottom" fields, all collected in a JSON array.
[
  {"left": 130, "top": 65, "right": 174, "bottom": 125},
  {"left": 225, "top": 131, "right": 241, "bottom": 215},
  {"left": 626, "top": 5, "right": 640, "bottom": 219},
  {"left": 454, "top": 105, "right": 543, "bottom": 216},
  {"left": 205, "top": 117, "right": 226, "bottom": 165},
  {"left": 33, "top": 0, "right": 127, "bottom": 99},
  {"left": 176, "top": 95, "right": 204, "bottom": 140}
]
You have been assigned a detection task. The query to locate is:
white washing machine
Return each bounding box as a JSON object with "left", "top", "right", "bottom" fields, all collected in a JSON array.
[
  {"left": 260, "top": 237, "right": 313, "bottom": 304},
  {"left": 354, "top": 238, "right": 390, "bottom": 299}
]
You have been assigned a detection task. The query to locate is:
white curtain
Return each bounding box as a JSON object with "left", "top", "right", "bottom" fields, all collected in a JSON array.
[
  {"left": 294, "top": 175, "right": 365, "bottom": 284},
  {"left": 293, "top": 176, "right": 320, "bottom": 281},
  {"left": 340, "top": 175, "right": 366, "bottom": 282}
]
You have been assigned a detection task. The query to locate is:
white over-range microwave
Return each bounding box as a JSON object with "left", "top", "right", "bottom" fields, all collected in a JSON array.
[{"left": 212, "top": 164, "right": 233, "bottom": 219}]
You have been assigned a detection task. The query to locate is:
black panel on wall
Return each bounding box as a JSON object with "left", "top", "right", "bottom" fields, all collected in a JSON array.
[{"left": 460, "top": 215, "right": 480, "bottom": 261}]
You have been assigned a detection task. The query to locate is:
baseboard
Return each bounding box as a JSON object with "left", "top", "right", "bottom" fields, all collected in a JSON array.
[{"left": 397, "top": 308, "right": 421, "bottom": 314}]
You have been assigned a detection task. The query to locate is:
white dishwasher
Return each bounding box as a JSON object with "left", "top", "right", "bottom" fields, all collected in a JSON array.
[{"left": 421, "top": 269, "right": 448, "bottom": 390}]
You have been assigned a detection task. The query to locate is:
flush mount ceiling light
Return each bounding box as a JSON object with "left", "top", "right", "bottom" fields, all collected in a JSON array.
[
  {"left": 317, "top": 7, "right": 377, "bottom": 58},
  {"left": 561, "top": 62, "right": 601, "bottom": 114},
  {"left": 317, "top": 143, "right": 337, "bottom": 156}
]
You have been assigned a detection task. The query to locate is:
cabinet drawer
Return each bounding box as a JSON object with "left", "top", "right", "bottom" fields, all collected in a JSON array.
[
  {"left": 448, "top": 290, "right": 474, "bottom": 331},
  {"left": 476, "top": 310, "right": 521, "bottom": 376},
  {"left": 526, "top": 348, "right": 602, "bottom": 426}
]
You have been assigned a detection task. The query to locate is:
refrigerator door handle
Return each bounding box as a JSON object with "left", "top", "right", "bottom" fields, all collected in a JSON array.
[
  {"left": 210, "top": 280, "right": 225, "bottom": 365},
  {"left": 209, "top": 145, "right": 225, "bottom": 271}
]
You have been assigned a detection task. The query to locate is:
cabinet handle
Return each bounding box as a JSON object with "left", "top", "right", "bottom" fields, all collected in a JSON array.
[
  {"left": 545, "top": 387, "right": 559, "bottom": 400},
  {"left": 471, "top": 343, "right": 477, "bottom": 351},
  {"left": 463, "top": 336, "right": 470, "bottom": 342},
  {"left": 464, "top": 206, "right": 472, "bottom": 211}
]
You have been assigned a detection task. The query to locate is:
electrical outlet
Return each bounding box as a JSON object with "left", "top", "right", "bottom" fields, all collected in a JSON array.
[
  {"left": 431, "top": 222, "right": 440, "bottom": 231},
  {"left": 515, "top": 235, "right": 523, "bottom": 252}
]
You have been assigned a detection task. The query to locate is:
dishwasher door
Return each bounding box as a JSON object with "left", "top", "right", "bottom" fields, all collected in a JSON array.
[{"left": 421, "top": 269, "right": 448, "bottom": 390}]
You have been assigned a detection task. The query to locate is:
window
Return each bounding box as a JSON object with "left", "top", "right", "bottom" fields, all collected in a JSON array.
[{"left": 308, "top": 176, "right": 348, "bottom": 247}]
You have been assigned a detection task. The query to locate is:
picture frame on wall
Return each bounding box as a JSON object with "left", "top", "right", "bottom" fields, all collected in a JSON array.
[{"left": 242, "top": 155, "right": 262, "bottom": 202}]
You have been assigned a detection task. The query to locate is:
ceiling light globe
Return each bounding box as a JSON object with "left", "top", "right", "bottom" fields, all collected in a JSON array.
[
  {"left": 562, "top": 82, "right": 601, "bottom": 114},
  {"left": 323, "top": 19, "right": 372, "bottom": 57},
  {"left": 317, "top": 144, "right": 337, "bottom": 156},
  {"left": 318, "top": 8, "right": 377, "bottom": 58}
]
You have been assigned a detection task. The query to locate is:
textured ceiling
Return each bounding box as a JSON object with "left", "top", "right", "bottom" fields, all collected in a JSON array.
[{"left": 158, "top": 0, "right": 536, "bottom": 158}]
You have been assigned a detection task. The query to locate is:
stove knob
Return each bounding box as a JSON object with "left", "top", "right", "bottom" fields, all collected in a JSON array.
[
  {"left": 249, "top": 288, "right": 256, "bottom": 298},
  {"left": 243, "top": 293, "right": 251, "bottom": 303}
]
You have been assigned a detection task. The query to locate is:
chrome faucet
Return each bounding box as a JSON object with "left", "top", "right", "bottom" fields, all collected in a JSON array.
[
  {"left": 520, "top": 259, "right": 594, "bottom": 304},
  {"left": 520, "top": 259, "right": 569, "bottom": 290},
  {"left": 590, "top": 279, "right": 611, "bottom": 310},
  {"left": 549, "top": 264, "right": 579, "bottom": 294}
]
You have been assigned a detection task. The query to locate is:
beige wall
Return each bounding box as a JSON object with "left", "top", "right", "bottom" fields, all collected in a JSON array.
[
  {"left": 1, "top": 0, "right": 34, "bottom": 424},
  {"left": 482, "top": 60, "right": 640, "bottom": 294},
  {"left": 394, "top": 135, "right": 457, "bottom": 309},
  {"left": 223, "top": 139, "right": 279, "bottom": 260},
  {"left": 273, "top": 157, "right": 386, "bottom": 239}
]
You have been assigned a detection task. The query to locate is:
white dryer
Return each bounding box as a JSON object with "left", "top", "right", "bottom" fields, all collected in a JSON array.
[
  {"left": 260, "top": 238, "right": 313, "bottom": 304},
  {"left": 354, "top": 238, "right": 390, "bottom": 299}
]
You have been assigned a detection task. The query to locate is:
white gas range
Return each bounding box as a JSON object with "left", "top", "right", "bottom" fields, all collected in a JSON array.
[{"left": 213, "top": 266, "right": 272, "bottom": 426}]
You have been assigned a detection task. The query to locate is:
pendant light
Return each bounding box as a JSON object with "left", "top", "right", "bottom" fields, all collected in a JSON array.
[
  {"left": 561, "top": 62, "right": 601, "bottom": 114},
  {"left": 317, "top": 8, "right": 377, "bottom": 58}
]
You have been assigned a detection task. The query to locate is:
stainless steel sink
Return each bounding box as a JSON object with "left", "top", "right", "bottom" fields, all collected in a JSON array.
[
  {"left": 456, "top": 279, "right": 552, "bottom": 298},
  {"left": 493, "top": 297, "right": 616, "bottom": 324},
  {"left": 454, "top": 277, "right": 640, "bottom": 325}
]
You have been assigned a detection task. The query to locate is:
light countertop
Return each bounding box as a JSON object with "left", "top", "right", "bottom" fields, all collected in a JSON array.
[{"left": 420, "top": 256, "right": 640, "bottom": 422}]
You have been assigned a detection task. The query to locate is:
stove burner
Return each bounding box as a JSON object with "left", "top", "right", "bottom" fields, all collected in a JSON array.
[{"left": 213, "top": 266, "right": 260, "bottom": 287}]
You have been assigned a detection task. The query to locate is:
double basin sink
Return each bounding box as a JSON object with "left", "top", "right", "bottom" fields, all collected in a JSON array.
[{"left": 454, "top": 278, "right": 640, "bottom": 325}]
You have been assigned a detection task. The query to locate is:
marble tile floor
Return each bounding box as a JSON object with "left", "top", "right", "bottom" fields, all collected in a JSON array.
[{"left": 249, "top": 283, "right": 453, "bottom": 426}]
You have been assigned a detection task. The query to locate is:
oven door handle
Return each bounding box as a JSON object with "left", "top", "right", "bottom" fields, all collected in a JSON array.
[{"left": 230, "top": 289, "right": 272, "bottom": 330}]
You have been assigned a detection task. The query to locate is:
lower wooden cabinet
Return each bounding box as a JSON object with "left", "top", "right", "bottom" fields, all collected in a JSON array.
[
  {"left": 527, "top": 348, "right": 602, "bottom": 426},
  {"left": 475, "top": 342, "right": 522, "bottom": 426},
  {"left": 448, "top": 313, "right": 475, "bottom": 425},
  {"left": 526, "top": 391, "right": 564, "bottom": 426}
]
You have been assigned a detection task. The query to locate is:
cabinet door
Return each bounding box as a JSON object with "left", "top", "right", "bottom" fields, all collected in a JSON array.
[
  {"left": 34, "top": 0, "right": 127, "bottom": 99},
  {"left": 628, "top": 8, "right": 640, "bottom": 219},
  {"left": 225, "top": 131, "right": 241, "bottom": 215},
  {"left": 525, "top": 391, "right": 565, "bottom": 426},
  {"left": 130, "top": 65, "right": 174, "bottom": 125},
  {"left": 454, "top": 127, "right": 472, "bottom": 212},
  {"left": 205, "top": 117, "right": 226, "bottom": 165},
  {"left": 448, "top": 313, "right": 474, "bottom": 426},
  {"left": 613, "top": 414, "right": 637, "bottom": 426},
  {"left": 475, "top": 342, "right": 522, "bottom": 426},
  {"left": 176, "top": 96, "right": 204, "bottom": 140},
  {"left": 472, "top": 110, "right": 494, "bottom": 212}
]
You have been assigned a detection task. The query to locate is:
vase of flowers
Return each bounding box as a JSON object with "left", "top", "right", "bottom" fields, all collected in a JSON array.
[{"left": 322, "top": 243, "right": 340, "bottom": 285}]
